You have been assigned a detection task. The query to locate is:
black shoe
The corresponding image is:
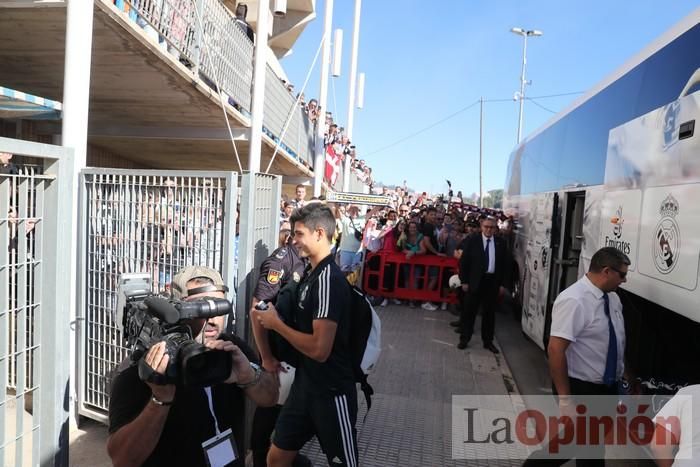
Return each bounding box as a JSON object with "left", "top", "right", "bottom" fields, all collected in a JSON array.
[
  {"left": 484, "top": 342, "right": 499, "bottom": 354},
  {"left": 449, "top": 320, "right": 460, "bottom": 327},
  {"left": 457, "top": 339, "right": 469, "bottom": 350}
]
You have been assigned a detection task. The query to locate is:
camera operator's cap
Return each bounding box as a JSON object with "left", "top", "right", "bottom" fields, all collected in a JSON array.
[{"left": 171, "top": 265, "right": 229, "bottom": 299}]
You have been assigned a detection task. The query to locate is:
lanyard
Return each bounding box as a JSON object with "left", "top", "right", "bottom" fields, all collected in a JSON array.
[{"left": 203, "top": 387, "right": 221, "bottom": 435}]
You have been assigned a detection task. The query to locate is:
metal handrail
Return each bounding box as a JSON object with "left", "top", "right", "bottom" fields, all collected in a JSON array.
[
  {"left": 120, "top": 0, "right": 317, "bottom": 170},
  {"left": 126, "top": 0, "right": 254, "bottom": 112},
  {"left": 263, "top": 65, "right": 316, "bottom": 167}
]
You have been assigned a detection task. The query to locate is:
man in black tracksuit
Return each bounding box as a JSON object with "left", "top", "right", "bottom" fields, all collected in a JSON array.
[
  {"left": 250, "top": 233, "right": 309, "bottom": 467},
  {"left": 254, "top": 204, "right": 358, "bottom": 467}
]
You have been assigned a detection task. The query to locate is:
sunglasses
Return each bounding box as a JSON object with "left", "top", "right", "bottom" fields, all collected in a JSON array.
[{"left": 609, "top": 267, "right": 627, "bottom": 279}]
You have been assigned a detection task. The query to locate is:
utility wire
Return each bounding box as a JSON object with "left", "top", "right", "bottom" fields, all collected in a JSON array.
[
  {"left": 355, "top": 91, "right": 585, "bottom": 158},
  {"left": 363, "top": 100, "right": 480, "bottom": 157},
  {"left": 526, "top": 97, "right": 557, "bottom": 114},
  {"left": 528, "top": 91, "right": 584, "bottom": 99},
  {"left": 483, "top": 97, "right": 513, "bottom": 103}
]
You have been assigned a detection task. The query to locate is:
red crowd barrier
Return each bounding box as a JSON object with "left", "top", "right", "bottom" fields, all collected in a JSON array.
[{"left": 362, "top": 251, "right": 460, "bottom": 304}]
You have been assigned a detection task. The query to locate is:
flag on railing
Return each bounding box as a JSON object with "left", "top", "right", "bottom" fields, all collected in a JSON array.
[{"left": 325, "top": 144, "right": 341, "bottom": 186}]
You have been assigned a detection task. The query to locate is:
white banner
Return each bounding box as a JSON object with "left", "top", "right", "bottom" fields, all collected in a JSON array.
[{"left": 326, "top": 191, "right": 392, "bottom": 206}]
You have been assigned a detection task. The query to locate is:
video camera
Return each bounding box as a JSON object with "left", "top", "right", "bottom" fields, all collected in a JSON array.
[{"left": 115, "top": 273, "right": 232, "bottom": 387}]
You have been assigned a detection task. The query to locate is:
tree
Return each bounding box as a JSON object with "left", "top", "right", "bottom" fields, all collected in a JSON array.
[{"left": 484, "top": 189, "right": 503, "bottom": 209}]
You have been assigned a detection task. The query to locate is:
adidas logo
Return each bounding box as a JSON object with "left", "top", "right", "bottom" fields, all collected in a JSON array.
[{"left": 331, "top": 456, "right": 343, "bottom": 464}]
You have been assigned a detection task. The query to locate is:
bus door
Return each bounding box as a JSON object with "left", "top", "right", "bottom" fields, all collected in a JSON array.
[
  {"left": 520, "top": 192, "right": 557, "bottom": 349},
  {"left": 544, "top": 191, "right": 586, "bottom": 347}
]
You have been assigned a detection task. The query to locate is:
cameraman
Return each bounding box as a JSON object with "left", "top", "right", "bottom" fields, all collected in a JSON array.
[{"left": 107, "top": 266, "right": 279, "bottom": 467}]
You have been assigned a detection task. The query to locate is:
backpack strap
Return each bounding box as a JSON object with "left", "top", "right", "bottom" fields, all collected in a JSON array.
[{"left": 358, "top": 373, "right": 374, "bottom": 423}]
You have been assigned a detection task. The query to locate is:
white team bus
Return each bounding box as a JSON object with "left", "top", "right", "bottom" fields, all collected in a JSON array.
[{"left": 504, "top": 8, "right": 700, "bottom": 386}]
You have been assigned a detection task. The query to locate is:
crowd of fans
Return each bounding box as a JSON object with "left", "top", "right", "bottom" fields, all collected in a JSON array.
[
  {"left": 278, "top": 73, "right": 373, "bottom": 188},
  {"left": 279, "top": 185, "right": 514, "bottom": 309}
]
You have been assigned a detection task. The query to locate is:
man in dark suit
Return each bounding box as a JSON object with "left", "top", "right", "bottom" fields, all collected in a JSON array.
[{"left": 457, "top": 216, "right": 511, "bottom": 353}]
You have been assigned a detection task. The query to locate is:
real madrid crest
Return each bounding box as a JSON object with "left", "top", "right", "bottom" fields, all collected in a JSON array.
[{"left": 652, "top": 194, "right": 680, "bottom": 274}]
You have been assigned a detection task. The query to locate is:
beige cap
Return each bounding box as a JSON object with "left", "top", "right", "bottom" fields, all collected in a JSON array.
[{"left": 171, "top": 265, "right": 228, "bottom": 299}]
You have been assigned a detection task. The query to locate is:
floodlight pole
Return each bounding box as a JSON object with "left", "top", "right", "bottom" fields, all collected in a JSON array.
[
  {"left": 511, "top": 27, "right": 542, "bottom": 144},
  {"left": 313, "top": 0, "right": 334, "bottom": 197},
  {"left": 343, "top": 0, "right": 362, "bottom": 192},
  {"left": 479, "top": 96, "right": 483, "bottom": 208}
]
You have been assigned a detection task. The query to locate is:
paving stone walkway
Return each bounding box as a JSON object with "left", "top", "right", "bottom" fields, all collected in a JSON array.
[{"left": 301, "top": 303, "right": 526, "bottom": 466}]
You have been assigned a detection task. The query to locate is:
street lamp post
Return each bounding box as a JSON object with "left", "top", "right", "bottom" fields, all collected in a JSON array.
[{"left": 510, "top": 27, "right": 542, "bottom": 144}]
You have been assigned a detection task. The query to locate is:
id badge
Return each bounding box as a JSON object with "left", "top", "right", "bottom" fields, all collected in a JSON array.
[{"left": 202, "top": 428, "right": 238, "bottom": 467}]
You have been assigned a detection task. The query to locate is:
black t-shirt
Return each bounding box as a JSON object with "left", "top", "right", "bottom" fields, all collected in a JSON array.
[
  {"left": 294, "top": 254, "right": 354, "bottom": 395},
  {"left": 0, "top": 163, "right": 18, "bottom": 175},
  {"left": 421, "top": 221, "right": 439, "bottom": 253},
  {"left": 108, "top": 334, "right": 257, "bottom": 467}
]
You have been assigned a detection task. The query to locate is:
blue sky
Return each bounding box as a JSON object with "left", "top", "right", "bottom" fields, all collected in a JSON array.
[{"left": 280, "top": 0, "right": 699, "bottom": 197}]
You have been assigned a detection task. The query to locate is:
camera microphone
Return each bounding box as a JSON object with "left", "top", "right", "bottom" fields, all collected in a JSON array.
[{"left": 143, "top": 297, "right": 181, "bottom": 324}]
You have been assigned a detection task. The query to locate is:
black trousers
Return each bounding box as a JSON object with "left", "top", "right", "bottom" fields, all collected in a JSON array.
[
  {"left": 522, "top": 377, "right": 618, "bottom": 467},
  {"left": 459, "top": 275, "right": 498, "bottom": 343}
]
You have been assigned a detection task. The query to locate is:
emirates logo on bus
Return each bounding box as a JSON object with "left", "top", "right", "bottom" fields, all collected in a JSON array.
[
  {"left": 653, "top": 194, "right": 680, "bottom": 274},
  {"left": 605, "top": 206, "right": 630, "bottom": 255},
  {"left": 611, "top": 206, "right": 624, "bottom": 239}
]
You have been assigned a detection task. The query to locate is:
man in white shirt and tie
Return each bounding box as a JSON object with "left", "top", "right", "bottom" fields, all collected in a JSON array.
[{"left": 523, "top": 246, "right": 630, "bottom": 467}]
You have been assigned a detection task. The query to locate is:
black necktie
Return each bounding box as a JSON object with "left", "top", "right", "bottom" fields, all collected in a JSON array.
[
  {"left": 484, "top": 238, "right": 491, "bottom": 272},
  {"left": 602, "top": 293, "right": 618, "bottom": 386}
]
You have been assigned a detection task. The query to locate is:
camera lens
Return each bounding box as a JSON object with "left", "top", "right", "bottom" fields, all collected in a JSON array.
[{"left": 179, "top": 341, "right": 232, "bottom": 387}]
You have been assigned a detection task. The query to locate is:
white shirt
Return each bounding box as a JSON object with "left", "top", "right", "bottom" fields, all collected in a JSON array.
[
  {"left": 656, "top": 384, "right": 700, "bottom": 466},
  {"left": 339, "top": 216, "right": 364, "bottom": 253},
  {"left": 549, "top": 275, "right": 625, "bottom": 384},
  {"left": 482, "top": 234, "right": 496, "bottom": 274}
]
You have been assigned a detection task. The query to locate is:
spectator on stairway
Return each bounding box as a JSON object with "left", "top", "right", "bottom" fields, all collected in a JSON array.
[
  {"left": 306, "top": 99, "right": 319, "bottom": 123},
  {"left": 290, "top": 184, "right": 307, "bottom": 209},
  {"left": 0, "top": 152, "right": 18, "bottom": 175},
  {"left": 234, "top": 3, "right": 255, "bottom": 43}
]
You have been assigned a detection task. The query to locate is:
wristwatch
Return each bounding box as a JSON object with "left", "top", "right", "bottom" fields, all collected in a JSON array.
[
  {"left": 151, "top": 395, "right": 175, "bottom": 406},
  {"left": 236, "top": 362, "right": 262, "bottom": 389}
]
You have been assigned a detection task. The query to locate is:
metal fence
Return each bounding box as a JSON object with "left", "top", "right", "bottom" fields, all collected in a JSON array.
[
  {"left": 263, "top": 66, "right": 316, "bottom": 167},
  {"left": 125, "top": 0, "right": 254, "bottom": 112},
  {"left": 77, "top": 169, "right": 238, "bottom": 421},
  {"left": 0, "top": 136, "right": 74, "bottom": 466},
  {"left": 235, "top": 173, "right": 282, "bottom": 339},
  {"left": 76, "top": 170, "right": 283, "bottom": 423}
]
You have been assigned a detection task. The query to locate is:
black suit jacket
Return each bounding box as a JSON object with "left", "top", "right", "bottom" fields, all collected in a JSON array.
[{"left": 458, "top": 233, "right": 511, "bottom": 291}]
